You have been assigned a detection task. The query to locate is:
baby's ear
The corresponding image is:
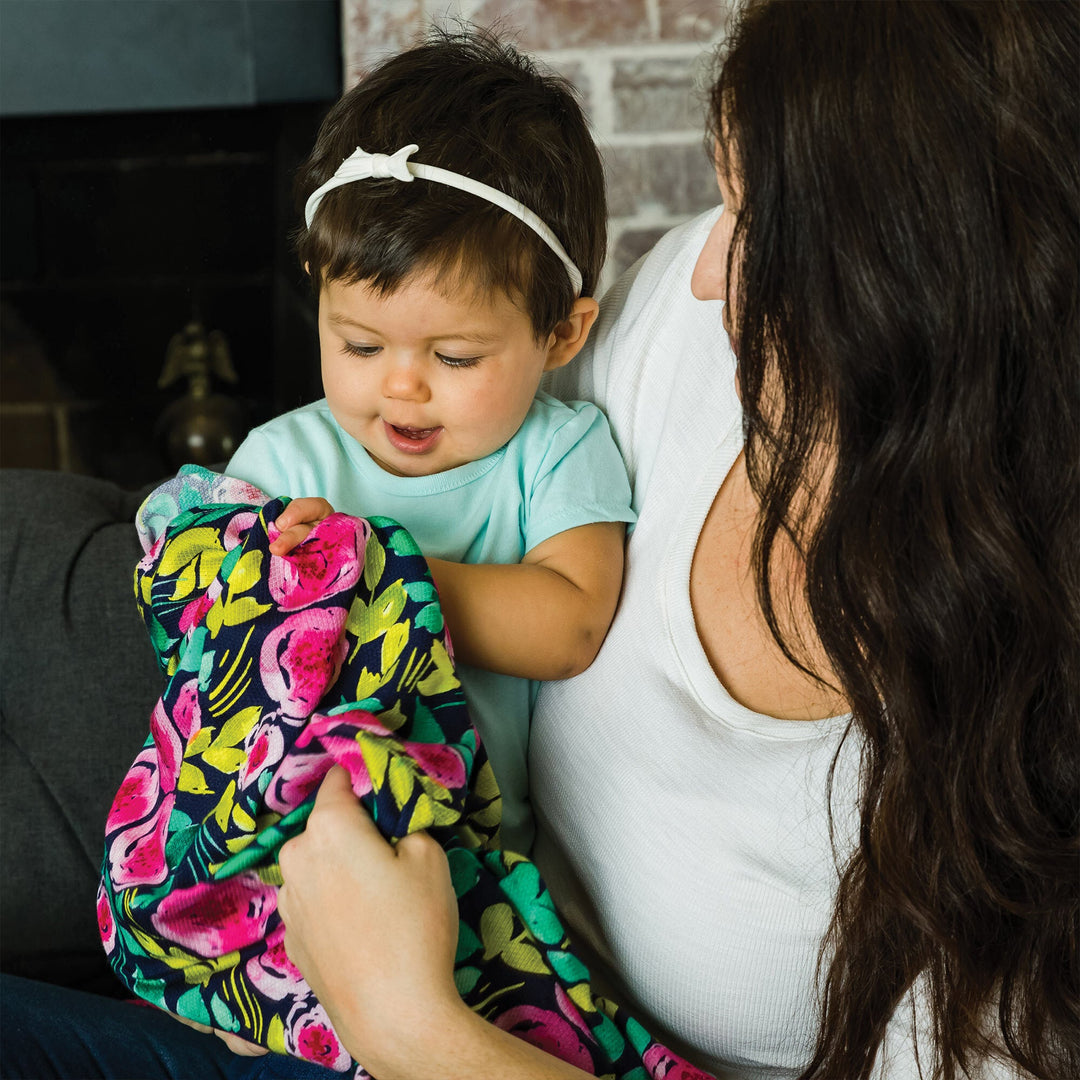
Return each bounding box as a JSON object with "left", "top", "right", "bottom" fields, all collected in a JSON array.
[{"left": 543, "top": 297, "right": 600, "bottom": 371}]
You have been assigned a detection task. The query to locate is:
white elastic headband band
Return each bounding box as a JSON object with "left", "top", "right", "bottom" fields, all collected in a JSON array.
[{"left": 304, "top": 143, "right": 583, "bottom": 296}]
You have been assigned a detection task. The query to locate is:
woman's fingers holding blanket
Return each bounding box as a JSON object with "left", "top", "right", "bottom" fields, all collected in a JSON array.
[{"left": 277, "top": 766, "right": 465, "bottom": 1075}]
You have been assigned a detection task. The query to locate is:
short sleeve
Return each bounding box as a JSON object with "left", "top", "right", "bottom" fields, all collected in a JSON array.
[
  {"left": 521, "top": 399, "right": 636, "bottom": 554},
  {"left": 226, "top": 426, "right": 298, "bottom": 498},
  {"left": 225, "top": 405, "right": 350, "bottom": 508}
]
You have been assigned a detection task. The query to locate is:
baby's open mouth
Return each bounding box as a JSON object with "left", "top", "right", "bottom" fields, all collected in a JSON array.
[
  {"left": 383, "top": 420, "right": 443, "bottom": 454},
  {"left": 392, "top": 425, "right": 437, "bottom": 441}
]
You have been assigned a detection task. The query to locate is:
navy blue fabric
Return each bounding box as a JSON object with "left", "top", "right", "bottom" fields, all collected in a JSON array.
[{"left": 0, "top": 975, "right": 338, "bottom": 1080}]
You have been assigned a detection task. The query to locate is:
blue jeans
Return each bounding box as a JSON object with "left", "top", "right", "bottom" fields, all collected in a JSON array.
[{"left": 0, "top": 975, "right": 341, "bottom": 1079}]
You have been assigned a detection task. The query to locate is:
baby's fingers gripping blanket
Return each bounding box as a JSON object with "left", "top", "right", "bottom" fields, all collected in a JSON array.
[{"left": 99, "top": 466, "right": 711, "bottom": 1080}]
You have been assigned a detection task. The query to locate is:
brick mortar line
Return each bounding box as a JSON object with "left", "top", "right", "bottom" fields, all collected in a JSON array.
[
  {"left": 597, "top": 131, "right": 709, "bottom": 147},
  {"left": 536, "top": 42, "right": 722, "bottom": 64}
]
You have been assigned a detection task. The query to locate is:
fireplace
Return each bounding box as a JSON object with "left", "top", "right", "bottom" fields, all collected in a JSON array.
[{"left": 0, "top": 0, "right": 341, "bottom": 488}]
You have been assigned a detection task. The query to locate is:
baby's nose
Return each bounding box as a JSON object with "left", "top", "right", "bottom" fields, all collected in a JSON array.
[{"left": 382, "top": 359, "right": 430, "bottom": 402}]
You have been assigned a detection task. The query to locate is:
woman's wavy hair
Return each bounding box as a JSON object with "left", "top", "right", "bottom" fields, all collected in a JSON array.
[{"left": 711, "top": 2, "right": 1078, "bottom": 1077}]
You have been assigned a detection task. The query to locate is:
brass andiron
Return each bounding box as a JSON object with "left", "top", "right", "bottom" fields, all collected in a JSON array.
[{"left": 155, "top": 320, "right": 248, "bottom": 469}]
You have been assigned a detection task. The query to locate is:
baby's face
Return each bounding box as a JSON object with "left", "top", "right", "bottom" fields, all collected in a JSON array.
[{"left": 319, "top": 273, "right": 557, "bottom": 477}]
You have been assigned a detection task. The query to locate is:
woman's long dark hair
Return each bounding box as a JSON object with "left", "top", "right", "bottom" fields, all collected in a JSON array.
[{"left": 712, "top": 3, "right": 1078, "bottom": 1077}]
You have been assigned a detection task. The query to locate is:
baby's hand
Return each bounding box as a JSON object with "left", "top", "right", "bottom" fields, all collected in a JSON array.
[{"left": 270, "top": 497, "right": 335, "bottom": 556}]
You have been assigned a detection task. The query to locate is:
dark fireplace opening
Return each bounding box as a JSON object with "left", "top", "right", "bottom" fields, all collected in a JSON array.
[{"left": 1, "top": 101, "right": 332, "bottom": 488}]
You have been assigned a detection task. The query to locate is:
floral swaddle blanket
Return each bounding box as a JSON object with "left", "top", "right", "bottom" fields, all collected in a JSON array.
[{"left": 98, "top": 465, "right": 710, "bottom": 1080}]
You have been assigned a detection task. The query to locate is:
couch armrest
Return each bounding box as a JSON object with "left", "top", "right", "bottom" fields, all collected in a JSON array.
[{"left": 0, "top": 469, "right": 164, "bottom": 992}]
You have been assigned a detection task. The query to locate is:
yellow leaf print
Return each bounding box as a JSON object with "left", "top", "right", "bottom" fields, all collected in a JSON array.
[
  {"left": 472, "top": 759, "right": 500, "bottom": 803},
  {"left": 213, "top": 781, "right": 237, "bottom": 833},
  {"left": 568, "top": 982, "right": 597, "bottom": 1015},
  {"left": 158, "top": 528, "right": 226, "bottom": 579},
  {"left": 205, "top": 595, "right": 272, "bottom": 638},
  {"left": 180, "top": 950, "right": 241, "bottom": 984},
  {"left": 408, "top": 792, "right": 436, "bottom": 833},
  {"left": 388, "top": 754, "right": 416, "bottom": 811},
  {"left": 267, "top": 1014, "right": 287, "bottom": 1055},
  {"left": 416, "top": 639, "right": 460, "bottom": 697},
  {"left": 363, "top": 532, "right": 386, "bottom": 595},
  {"left": 381, "top": 620, "right": 409, "bottom": 675},
  {"left": 502, "top": 939, "right": 549, "bottom": 976},
  {"left": 352, "top": 666, "right": 389, "bottom": 702},
  {"left": 186, "top": 727, "right": 213, "bottom": 758},
  {"left": 259, "top": 865, "right": 284, "bottom": 887},
  {"left": 378, "top": 700, "right": 408, "bottom": 732},
  {"left": 226, "top": 549, "right": 263, "bottom": 596},
  {"left": 362, "top": 738, "right": 390, "bottom": 793},
  {"left": 212, "top": 705, "right": 261, "bottom": 753},
  {"left": 203, "top": 746, "right": 247, "bottom": 774},
  {"left": 345, "top": 581, "right": 407, "bottom": 647},
  {"left": 178, "top": 761, "right": 213, "bottom": 794},
  {"left": 170, "top": 559, "right": 201, "bottom": 604},
  {"left": 480, "top": 903, "right": 514, "bottom": 961}
]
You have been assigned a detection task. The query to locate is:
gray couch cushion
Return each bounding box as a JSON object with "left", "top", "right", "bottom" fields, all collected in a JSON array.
[{"left": 1, "top": 469, "right": 164, "bottom": 993}]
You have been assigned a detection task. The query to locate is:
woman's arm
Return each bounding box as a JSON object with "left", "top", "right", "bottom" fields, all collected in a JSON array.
[{"left": 277, "top": 767, "right": 594, "bottom": 1080}]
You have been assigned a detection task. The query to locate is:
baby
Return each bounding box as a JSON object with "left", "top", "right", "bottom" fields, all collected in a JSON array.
[
  {"left": 226, "top": 29, "right": 634, "bottom": 855},
  {"left": 98, "top": 32, "right": 718, "bottom": 1077}
]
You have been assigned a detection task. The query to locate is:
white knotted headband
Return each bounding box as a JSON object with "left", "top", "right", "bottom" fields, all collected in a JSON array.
[{"left": 304, "top": 143, "right": 583, "bottom": 296}]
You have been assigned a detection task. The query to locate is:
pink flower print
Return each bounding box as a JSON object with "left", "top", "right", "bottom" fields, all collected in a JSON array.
[
  {"left": 264, "top": 750, "right": 334, "bottom": 816},
  {"left": 222, "top": 511, "right": 258, "bottom": 551},
  {"left": 106, "top": 749, "right": 161, "bottom": 833},
  {"left": 310, "top": 732, "right": 375, "bottom": 799},
  {"left": 150, "top": 873, "right": 277, "bottom": 957},
  {"left": 96, "top": 882, "right": 116, "bottom": 953},
  {"left": 178, "top": 591, "right": 216, "bottom": 635},
  {"left": 107, "top": 790, "right": 175, "bottom": 888},
  {"left": 268, "top": 515, "right": 365, "bottom": 612},
  {"left": 259, "top": 608, "right": 350, "bottom": 719},
  {"left": 493, "top": 1005, "right": 595, "bottom": 1071},
  {"left": 399, "top": 740, "right": 466, "bottom": 791},
  {"left": 172, "top": 677, "right": 203, "bottom": 740},
  {"left": 138, "top": 533, "right": 166, "bottom": 567},
  {"left": 643, "top": 1045, "right": 715, "bottom": 1080},
  {"left": 149, "top": 699, "right": 183, "bottom": 794},
  {"left": 238, "top": 723, "right": 285, "bottom": 792},
  {"left": 553, "top": 984, "right": 593, "bottom": 1040},
  {"left": 245, "top": 923, "right": 306, "bottom": 1001},
  {"left": 285, "top": 1002, "right": 350, "bottom": 1071}
]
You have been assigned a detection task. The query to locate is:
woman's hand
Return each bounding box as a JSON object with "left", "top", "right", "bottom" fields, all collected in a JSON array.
[
  {"left": 276, "top": 766, "right": 465, "bottom": 1077},
  {"left": 270, "top": 497, "right": 335, "bottom": 555}
]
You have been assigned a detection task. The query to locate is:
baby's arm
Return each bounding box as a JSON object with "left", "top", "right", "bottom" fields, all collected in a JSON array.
[
  {"left": 270, "top": 503, "right": 625, "bottom": 680},
  {"left": 427, "top": 522, "right": 625, "bottom": 681}
]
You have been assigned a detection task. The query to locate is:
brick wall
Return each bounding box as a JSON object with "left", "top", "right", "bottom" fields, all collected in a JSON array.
[{"left": 343, "top": 0, "right": 734, "bottom": 292}]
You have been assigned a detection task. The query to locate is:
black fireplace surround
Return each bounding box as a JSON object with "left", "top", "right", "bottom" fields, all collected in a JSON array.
[{"left": 0, "top": 0, "right": 342, "bottom": 487}]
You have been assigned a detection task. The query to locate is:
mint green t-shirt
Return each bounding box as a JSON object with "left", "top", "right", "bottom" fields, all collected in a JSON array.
[{"left": 227, "top": 391, "right": 635, "bottom": 853}]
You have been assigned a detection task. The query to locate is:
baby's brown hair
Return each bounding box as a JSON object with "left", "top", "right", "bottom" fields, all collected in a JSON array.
[{"left": 296, "top": 27, "right": 606, "bottom": 338}]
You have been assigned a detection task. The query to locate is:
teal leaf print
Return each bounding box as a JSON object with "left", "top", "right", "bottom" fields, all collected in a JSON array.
[
  {"left": 404, "top": 580, "right": 438, "bottom": 603},
  {"left": 415, "top": 602, "right": 444, "bottom": 634}
]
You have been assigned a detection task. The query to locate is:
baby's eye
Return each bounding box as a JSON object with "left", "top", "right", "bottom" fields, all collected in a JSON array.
[
  {"left": 342, "top": 342, "right": 381, "bottom": 358},
  {"left": 436, "top": 353, "right": 482, "bottom": 369}
]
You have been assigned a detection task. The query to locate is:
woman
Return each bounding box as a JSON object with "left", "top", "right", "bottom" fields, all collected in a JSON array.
[
  {"left": 2, "top": 2, "right": 1075, "bottom": 1078},
  {"left": 276, "top": 2, "right": 1078, "bottom": 1078}
]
